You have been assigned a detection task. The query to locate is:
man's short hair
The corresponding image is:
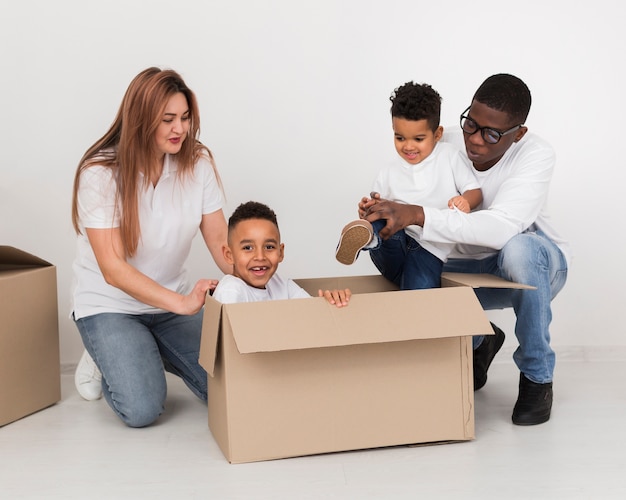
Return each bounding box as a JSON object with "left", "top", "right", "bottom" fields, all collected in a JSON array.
[{"left": 473, "top": 74, "right": 532, "bottom": 124}]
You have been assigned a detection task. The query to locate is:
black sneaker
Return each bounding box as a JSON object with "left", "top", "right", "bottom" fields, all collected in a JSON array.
[
  {"left": 512, "top": 373, "right": 553, "bottom": 425},
  {"left": 473, "top": 322, "right": 505, "bottom": 391}
]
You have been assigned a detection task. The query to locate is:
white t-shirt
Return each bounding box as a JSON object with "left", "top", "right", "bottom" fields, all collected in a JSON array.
[
  {"left": 71, "top": 153, "right": 224, "bottom": 319},
  {"left": 212, "top": 274, "right": 310, "bottom": 304},
  {"left": 372, "top": 141, "right": 480, "bottom": 261},
  {"left": 424, "top": 130, "right": 571, "bottom": 266}
]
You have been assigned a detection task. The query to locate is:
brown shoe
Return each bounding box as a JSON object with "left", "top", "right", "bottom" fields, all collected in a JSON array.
[{"left": 335, "top": 220, "right": 373, "bottom": 265}]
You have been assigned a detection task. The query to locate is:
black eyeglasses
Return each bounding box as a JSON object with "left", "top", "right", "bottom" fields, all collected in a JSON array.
[{"left": 459, "top": 106, "right": 523, "bottom": 144}]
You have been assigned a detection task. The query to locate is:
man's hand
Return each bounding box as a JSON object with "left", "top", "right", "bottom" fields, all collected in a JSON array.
[{"left": 364, "top": 200, "right": 425, "bottom": 240}]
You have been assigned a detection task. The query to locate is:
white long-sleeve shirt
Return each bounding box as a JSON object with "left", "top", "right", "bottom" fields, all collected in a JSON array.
[{"left": 423, "top": 131, "right": 571, "bottom": 266}]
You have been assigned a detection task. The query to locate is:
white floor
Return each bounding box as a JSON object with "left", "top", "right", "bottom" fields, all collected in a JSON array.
[{"left": 2, "top": 347, "right": 626, "bottom": 500}]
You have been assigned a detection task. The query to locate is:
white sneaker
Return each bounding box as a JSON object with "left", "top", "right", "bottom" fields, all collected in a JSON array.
[{"left": 75, "top": 350, "right": 103, "bottom": 401}]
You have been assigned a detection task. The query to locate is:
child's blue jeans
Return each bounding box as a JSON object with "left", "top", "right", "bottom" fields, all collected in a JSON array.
[{"left": 368, "top": 220, "right": 443, "bottom": 290}]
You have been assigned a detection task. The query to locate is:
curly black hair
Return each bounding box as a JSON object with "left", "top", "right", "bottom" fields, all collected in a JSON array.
[
  {"left": 390, "top": 82, "right": 442, "bottom": 131},
  {"left": 228, "top": 201, "right": 279, "bottom": 231},
  {"left": 472, "top": 74, "right": 532, "bottom": 124}
]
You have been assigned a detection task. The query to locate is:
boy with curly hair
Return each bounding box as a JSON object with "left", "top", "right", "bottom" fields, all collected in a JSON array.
[{"left": 335, "top": 81, "right": 482, "bottom": 290}]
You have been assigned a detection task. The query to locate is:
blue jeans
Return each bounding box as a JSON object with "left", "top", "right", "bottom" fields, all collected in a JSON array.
[
  {"left": 74, "top": 311, "right": 207, "bottom": 427},
  {"left": 368, "top": 220, "right": 444, "bottom": 290},
  {"left": 443, "top": 230, "right": 568, "bottom": 384}
]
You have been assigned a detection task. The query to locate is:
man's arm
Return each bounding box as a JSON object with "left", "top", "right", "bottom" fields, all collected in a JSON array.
[
  {"left": 423, "top": 137, "right": 555, "bottom": 250},
  {"left": 365, "top": 136, "right": 555, "bottom": 248},
  {"left": 364, "top": 198, "right": 425, "bottom": 240}
]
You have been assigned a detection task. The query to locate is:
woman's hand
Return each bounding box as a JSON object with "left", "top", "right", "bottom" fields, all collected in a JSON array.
[{"left": 181, "top": 279, "right": 220, "bottom": 315}]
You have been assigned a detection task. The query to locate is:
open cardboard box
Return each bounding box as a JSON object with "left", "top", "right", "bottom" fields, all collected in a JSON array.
[
  {"left": 0, "top": 246, "right": 61, "bottom": 426},
  {"left": 200, "top": 272, "right": 533, "bottom": 464}
]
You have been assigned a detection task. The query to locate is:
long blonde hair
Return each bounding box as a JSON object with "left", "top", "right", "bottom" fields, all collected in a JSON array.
[{"left": 71, "top": 67, "right": 222, "bottom": 257}]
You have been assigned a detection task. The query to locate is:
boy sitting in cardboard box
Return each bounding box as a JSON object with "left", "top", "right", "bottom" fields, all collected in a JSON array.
[{"left": 213, "top": 201, "right": 350, "bottom": 307}]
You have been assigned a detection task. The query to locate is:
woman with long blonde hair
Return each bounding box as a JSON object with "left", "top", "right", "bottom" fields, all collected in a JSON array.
[{"left": 71, "top": 67, "right": 230, "bottom": 427}]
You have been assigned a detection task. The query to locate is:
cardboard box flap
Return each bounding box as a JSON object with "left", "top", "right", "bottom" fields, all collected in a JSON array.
[
  {"left": 0, "top": 246, "right": 52, "bottom": 270},
  {"left": 295, "top": 275, "right": 398, "bottom": 295},
  {"left": 441, "top": 272, "right": 536, "bottom": 290},
  {"left": 220, "top": 286, "right": 491, "bottom": 354},
  {"left": 199, "top": 295, "right": 224, "bottom": 376}
]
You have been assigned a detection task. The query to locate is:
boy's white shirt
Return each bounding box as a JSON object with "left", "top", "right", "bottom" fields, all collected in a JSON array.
[
  {"left": 212, "top": 273, "right": 310, "bottom": 304},
  {"left": 426, "top": 130, "right": 571, "bottom": 266},
  {"left": 371, "top": 141, "right": 480, "bottom": 262}
]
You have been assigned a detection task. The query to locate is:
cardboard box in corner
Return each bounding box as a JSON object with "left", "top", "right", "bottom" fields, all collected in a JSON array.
[
  {"left": 200, "top": 273, "right": 527, "bottom": 464},
  {"left": 0, "top": 246, "right": 61, "bottom": 426}
]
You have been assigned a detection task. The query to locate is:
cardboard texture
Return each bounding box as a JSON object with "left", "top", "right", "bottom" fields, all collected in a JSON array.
[
  {"left": 0, "top": 246, "right": 61, "bottom": 426},
  {"left": 200, "top": 273, "right": 520, "bottom": 464}
]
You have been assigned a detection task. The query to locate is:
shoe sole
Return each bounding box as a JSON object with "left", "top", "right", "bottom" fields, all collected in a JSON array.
[
  {"left": 335, "top": 221, "right": 373, "bottom": 265},
  {"left": 512, "top": 411, "right": 551, "bottom": 426},
  {"left": 512, "top": 374, "right": 553, "bottom": 425}
]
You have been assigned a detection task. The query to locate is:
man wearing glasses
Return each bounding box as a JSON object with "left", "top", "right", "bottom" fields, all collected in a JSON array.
[{"left": 362, "top": 74, "right": 570, "bottom": 426}]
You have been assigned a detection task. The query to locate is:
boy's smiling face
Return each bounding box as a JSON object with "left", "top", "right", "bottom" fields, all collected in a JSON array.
[
  {"left": 223, "top": 218, "right": 285, "bottom": 289},
  {"left": 392, "top": 117, "right": 442, "bottom": 165}
]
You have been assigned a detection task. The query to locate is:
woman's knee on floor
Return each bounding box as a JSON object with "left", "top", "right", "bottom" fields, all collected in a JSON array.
[
  {"left": 104, "top": 382, "right": 166, "bottom": 428},
  {"left": 114, "top": 397, "right": 165, "bottom": 428}
]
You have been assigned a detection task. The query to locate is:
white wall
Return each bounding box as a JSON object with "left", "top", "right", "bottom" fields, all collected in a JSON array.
[{"left": 1, "top": 0, "right": 623, "bottom": 364}]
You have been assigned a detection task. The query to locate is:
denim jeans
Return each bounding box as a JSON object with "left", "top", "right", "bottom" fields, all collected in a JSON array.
[
  {"left": 443, "top": 230, "right": 568, "bottom": 384},
  {"left": 368, "top": 220, "right": 444, "bottom": 290},
  {"left": 74, "top": 311, "right": 207, "bottom": 427}
]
